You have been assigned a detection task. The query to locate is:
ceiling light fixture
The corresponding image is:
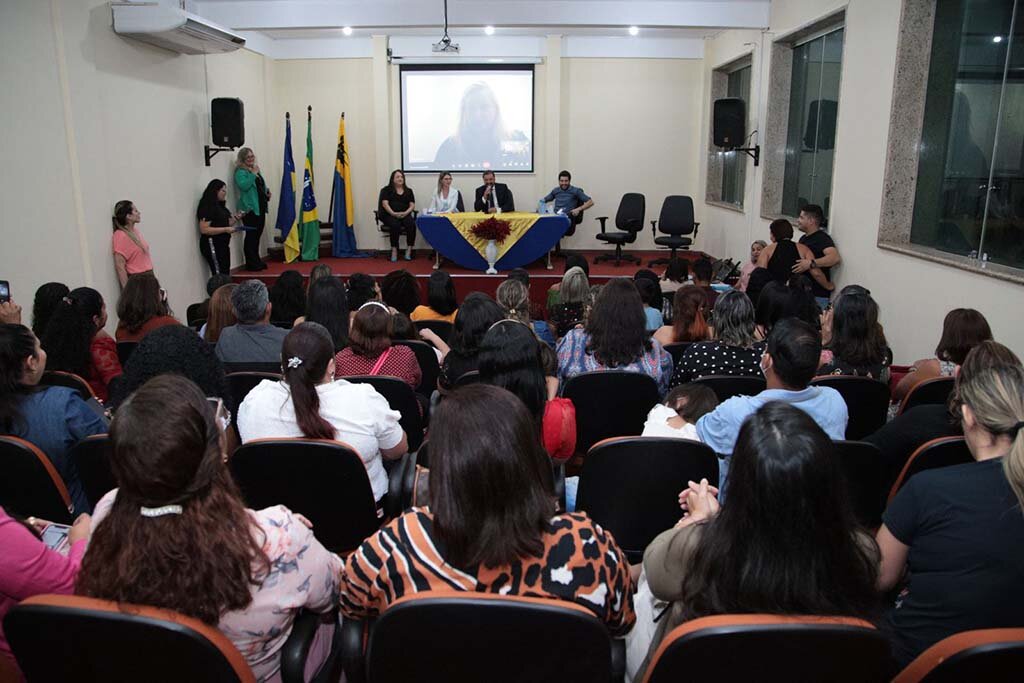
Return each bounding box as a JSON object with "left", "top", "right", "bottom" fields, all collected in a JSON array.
[
  {"left": 484, "top": 25, "right": 495, "bottom": 36},
  {"left": 993, "top": 35, "right": 1003, "bottom": 43},
  {"left": 342, "top": 26, "right": 353, "bottom": 36},
  {"left": 629, "top": 26, "right": 640, "bottom": 36}
]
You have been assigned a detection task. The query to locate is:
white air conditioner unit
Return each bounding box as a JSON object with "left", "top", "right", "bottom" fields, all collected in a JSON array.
[{"left": 111, "top": 2, "right": 245, "bottom": 55}]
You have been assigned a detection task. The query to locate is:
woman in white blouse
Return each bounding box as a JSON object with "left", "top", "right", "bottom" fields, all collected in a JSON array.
[{"left": 427, "top": 171, "right": 465, "bottom": 213}]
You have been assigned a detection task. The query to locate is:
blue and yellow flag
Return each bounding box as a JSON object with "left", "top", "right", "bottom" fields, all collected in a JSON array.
[
  {"left": 300, "top": 108, "right": 320, "bottom": 261},
  {"left": 274, "top": 114, "right": 299, "bottom": 263},
  {"left": 331, "top": 113, "right": 366, "bottom": 257}
]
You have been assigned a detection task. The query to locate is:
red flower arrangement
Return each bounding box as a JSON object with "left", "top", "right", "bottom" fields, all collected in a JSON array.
[{"left": 470, "top": 216, "right": 512, "bottom": 243}]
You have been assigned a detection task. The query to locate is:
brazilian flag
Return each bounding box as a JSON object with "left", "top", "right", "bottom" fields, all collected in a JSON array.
[{"left": 300, "top": 108, "right": 320, "bottom": 261}]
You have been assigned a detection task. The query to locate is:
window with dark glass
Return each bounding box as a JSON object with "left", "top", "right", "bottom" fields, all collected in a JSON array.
[
  {"left": 721, "top": 65, "right": 752, "bottom": 207},
  {"left": 781, "top": 27, "right": 845, "bottom": 220},
  {"left": 911, "top": 0, "right": 1023, "bottom": 270}
]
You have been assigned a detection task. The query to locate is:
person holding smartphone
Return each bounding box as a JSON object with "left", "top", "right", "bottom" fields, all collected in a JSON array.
[
  {"left": 0, "top": 507, "right": 91, "bottom": 672},
  {"left": 196, "top": 179, "right": 244, "bottom": 277}
]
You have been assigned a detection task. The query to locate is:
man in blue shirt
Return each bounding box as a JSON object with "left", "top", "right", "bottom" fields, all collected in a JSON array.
[
  {"left": 541, "top": 170, "right": 593, "bottom": 220},
  {"left": 696, "top": 317, "right": 848, "bottom": 500}
]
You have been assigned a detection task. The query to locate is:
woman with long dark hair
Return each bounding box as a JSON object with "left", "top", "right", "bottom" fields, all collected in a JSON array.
[
  {"left": 268, "top": 270, "right": 306, "bottom": 325},
  {"left": 78, "top": 374, "right": 340, "bottom": 681},
  {"left": 379, "top": 269, "right": 421, "bottom": 316},
  {"left": 294, "top": 276, "right": 349, "bottom": 352},
  {"left": 819, "top": 288, "right": 891, "bottom": 380},
  {"left": 334, "top": 302, "right": 422, "bottom": 390},
  {"left": 558, "top": 279, "right": 673, "bottom": 395},
  {"left": 340, "top": 384, "right": 633, "bottom": 633},
  {"left": 630, "top": 401, "right": 879, "bottom": 679},
  {"left": 1, "top": 324, "right": 108, "bottom": 513},
  {"left": 111, "top": 200, "right": 154, "bottom": 287},
  {"left": 438, "top": 292, "right": 504, "bottom": 390},
  {"left": 40, "top": 287, "right": 122, "bottom": 401},
  {"left": 31, "top": 282, "right": 69, "bottom": 338},
  {"left": 670, "top": 290, "right": 765, "bottom": 386},
  {"left": 238, "top": 323, "right": 407, "bottom": 503},
  {"left": 379, "top": 170, "right": 417, "bottom": 262},
  {"left": 196, "top": 179, "right": 242, "bottom": 276},
  {"left": 114, "top": 273, "right": 179, "bottom": 343},
  {"left": 411, "top": 270, "right": 459, "bottom": 323},
  {"left": 893, "top": 308, "right": 992, "bottom": 401},
  {"left": 653, "top": 286, "right": 710, "bottom": 346}
]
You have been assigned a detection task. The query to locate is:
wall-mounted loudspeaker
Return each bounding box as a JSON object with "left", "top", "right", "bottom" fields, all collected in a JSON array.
[
  {"left": 211, "top": 98, "right": 244, "bottom": 148},
  {"left": 713, "top": 98, "right": 746, "bottom": 148}
]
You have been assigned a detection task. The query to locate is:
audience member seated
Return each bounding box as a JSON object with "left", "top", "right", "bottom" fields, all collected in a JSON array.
[
  {"left": 438, "top": 293, "right": 504, "bottom": 391},
  {"left": 876, "top": 355, "right": 1024, "bottom": 667},
  {"left": 818, "top": 287, "right": 891, "bottom": 380},
  {"left": 267, "top": 269, "right": 306, "bottom": 325},
  {"left": 392, "top": 312, "right": 449, "bottom": 362},
  {"left": 653, "top": 287, "right": 711, "bottom": 347},
  {"left": 339, "top": 384, "right": 635, "bottom": 635},
  {"left": 694, "top": 318, "right": 848, "bottom": 498},
  {"left": 753, "top": 281, "right": 800, "bottom": 340},
  {"left": 690, "top": 259, "right": 719, "bottom": 312},
  {"left": 635, "top": 278, "right": 664, "bottom": 333},
  {"left": 1, "top": 324, "right": 108, "bottom": 514},
  {"left": 557, "top": 279, "right": 673, "bottom": 395},
  {"left": 546, "top": 253, "right": 589, "bottom": 309},
  {"left": 660, "top": 257, "right": 691, "bottom": 295},
  {"left": 30, "top": 282, "right": 69, "bottom": 338},
  {"left": 108, "top": 325, "right": 232, "bottom": 413},
  {"left": 548, "top": 266, "right": 590, "bottom": 339},
  {"left": 670, "top": 290, "right": 765, "bottom": 387},
  {"left": 79, "top": 375, "right": 341, "bottom": 682},
  {"left": 0, "top": 507, "right": 91, "bottom": 674},
  {"left": 238, "top": 323, "right": 407, "bottom": 504},
  {"left": 307, "top": 263, "right": 332, "bottom": 287},
  {"left": 40, "top": 287, "right": 121, "bottom": 402},
  {"left": 335, "top": 302, "right": 421, "bottom": 390},
  {"left": 866, "top": 341, "right": 1018, "bottom": 486},
  {"left": 892, "top": 307, "right": 992, "bottom": 402},
  {"left": 215, "top": 280, "right": 288, "bottom": 365},
  {"left": 411, "top": 270, "right": 459, "bottom": 323},
  {"left": 505, "top": 268, "right": 546, "bottom": 322},
  {"left": 345, "top": 272, "right": 379, "bottom": 312},
  {"left": 496, "top": 279, "right": 555, "bottom": 348},
  {"left": 200, "top": 283, "right": 237, "bottom": 344},
  {"left": 743, "top": 266, "right": 773, "bottom": 313},
  {"left": 479, "top": 320, "right": 576, "bottom": 461},
  {"left": 294, "top": 276, "right": 349, "bottom": 353},
  {"left": 735, "top": 241, "right": 766, "bottom": 292},
  {"left": 194, "top": 274, "right": 233, "bottom": 324},
  {"left": 641, "top": 384, "right": 718, "bottom": 440},
  {"left": 114, "top": 273, "right": 180, "bottom": 343},
  {"left": 628, "top": 402, "right": 879, "bottom": 680},
  {"left": 380, "top": 269, "right": 421, "bottom": 317}
]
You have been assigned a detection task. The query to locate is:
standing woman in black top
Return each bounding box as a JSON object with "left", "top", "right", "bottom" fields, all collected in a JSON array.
[
  {"left": 379, "top": 170, "right": 416, "bottom": 262},
  {"left": 196, "top": 179, "right": 242, "bottom": 276}
]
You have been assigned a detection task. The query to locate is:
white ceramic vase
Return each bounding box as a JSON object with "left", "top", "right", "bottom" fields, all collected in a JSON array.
[{"left": 485, "top": 239, "right": 498, "bottom": 274}]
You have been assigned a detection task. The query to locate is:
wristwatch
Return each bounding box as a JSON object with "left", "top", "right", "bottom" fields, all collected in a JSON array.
[{"left": 810, "top": 259, "right": 818, "bottom": 269}]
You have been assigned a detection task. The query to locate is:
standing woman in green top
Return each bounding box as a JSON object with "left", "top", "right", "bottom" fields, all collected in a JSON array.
[{"left": 234, "top": 147, "right": 271, "bottom": 271}]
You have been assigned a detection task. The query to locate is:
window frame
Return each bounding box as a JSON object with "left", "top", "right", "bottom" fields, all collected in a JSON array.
[{"left": 705, "top": 53, "right": 754, "bottom": 213}]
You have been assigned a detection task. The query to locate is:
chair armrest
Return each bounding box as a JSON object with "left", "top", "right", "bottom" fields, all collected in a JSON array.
[
  {"left": 341, "top": 616, "right": 371, "bottom": 683},
  {"left": 693, "top": 221, "right": 700, "bottom": 239},
  {"left": 596, "top": 216, "right": 609, "bottom": 233},
  {"left": 650, "top": 219, "right": 658, "bottom": 238},
  {"left": 385, "top": 452, "right": 412, "bottom": 518},
  {"left": 280, "top": 609, "right": 326, "bottom": 683},
  {"left": 611, "top": 638, "right": 626, "bottom": 683}
]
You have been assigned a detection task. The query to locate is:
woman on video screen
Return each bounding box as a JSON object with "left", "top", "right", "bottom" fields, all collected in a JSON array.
[{"left": 433, "top": 82, "right": 531, "bottom": 171}]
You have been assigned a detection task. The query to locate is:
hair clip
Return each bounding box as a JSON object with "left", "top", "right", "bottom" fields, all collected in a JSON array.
[
  {"left": 287, "top": 356, "right": 303, "bottom": 369},
  {"left": 62, "top": 296, "right": 73, "bottom": 305},
  {"left": 140, "top": 505, "right": 183, "bottom": 517}
]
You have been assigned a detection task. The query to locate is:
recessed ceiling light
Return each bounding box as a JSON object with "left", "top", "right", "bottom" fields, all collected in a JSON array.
[
  {"left": 484, "top": 25, "right": 495, "bottom": 36},
  {"left": 993, "top": 35, "right": 1003, "bottom": 43},
  {"left": 342, "top": 26, "right": 353, "bottom": 36},
  {"left": 628, "top": 26, "right": 639, "bottom": 36}
]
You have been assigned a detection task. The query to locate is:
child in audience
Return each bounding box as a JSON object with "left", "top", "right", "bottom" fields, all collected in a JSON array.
[{"left": 642, "top": 384, "right": 718, "bottom": 440}]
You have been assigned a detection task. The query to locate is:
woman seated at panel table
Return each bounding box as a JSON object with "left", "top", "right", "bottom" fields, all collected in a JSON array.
[{"left": 427, "top": 171, "right": 465, "bottom": 214}]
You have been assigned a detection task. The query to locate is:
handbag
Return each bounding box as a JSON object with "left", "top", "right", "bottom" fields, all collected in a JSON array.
[{"left": 369, "top": 347, "right": 393, "bottom": 376}]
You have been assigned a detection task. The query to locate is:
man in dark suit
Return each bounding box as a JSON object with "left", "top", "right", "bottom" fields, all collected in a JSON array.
[{"left": 474, "top": 170, "right": 515, "bottom": 213}]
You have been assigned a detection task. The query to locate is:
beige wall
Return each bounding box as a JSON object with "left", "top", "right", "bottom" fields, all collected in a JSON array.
[{"left": 697, "top": 0, "right": 1024, "bottom": 362}]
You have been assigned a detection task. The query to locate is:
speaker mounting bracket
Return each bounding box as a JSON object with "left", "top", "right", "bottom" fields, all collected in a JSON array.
[
  {"left": 729, "top": 145, "right": 760, "bottom": 167},
  {"left": 204, "top": 145, "right": 236, "bottom": 167}
]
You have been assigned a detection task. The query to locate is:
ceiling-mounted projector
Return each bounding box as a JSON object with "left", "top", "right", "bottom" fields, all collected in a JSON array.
[{"left": 432, "top": 36, "right": 460, "bottom": 53}]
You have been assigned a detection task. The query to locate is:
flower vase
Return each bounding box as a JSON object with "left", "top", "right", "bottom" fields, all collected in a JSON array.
[{"left": 485, "top": 239, "right": 498, "bottom": 274}]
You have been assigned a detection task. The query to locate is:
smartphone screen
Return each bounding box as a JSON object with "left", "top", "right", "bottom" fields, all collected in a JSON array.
[
  {"left": 0, "top": 280, "right": 10, "bottom": 304},
  {"left": 40, "top": 523, "right": 71, "bottom": 554}
]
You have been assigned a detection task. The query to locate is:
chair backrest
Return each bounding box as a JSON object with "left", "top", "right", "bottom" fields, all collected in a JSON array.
[
  {"left": 116, "top": 341, "right": 138, "bottom": 366},
  {"left": 392, "top": 339, "right": 440, "bottom": 397},
  {"left": 230, "top": 438, "right": 380, "bottom": 555},
  {"left": 888, "top": 436, "right": 973, "bottom": 502},
  {"left": 693, "top": 375, "right": 766, "bottom": 403},
  {"left": 811, "top": 376, "right": 891, "bottom": 440},
  {"left": 562, "top": 371, "right": 661, "bottom": 456},
  {"left": 615, "top": 192, "right": 646, "bottom": 235},
  {"left": 452, "top": 369, "right": 482, "bottom": 388},
  {"left": 226, "top": 372, "right": 281, "bottom": 406},
  {"left": 657, "top": 195, "right": 697, "bottom": 237},
  {"left": 663, "top": 342, "right": 692, "bottom": 368},
  {"left": 0, "top": 436, "right": 74, "bottom": 523},
  {"left": 70, "top": 434, "right": 116, "bottom": 510},
  {"left": 832, "top": 440, "right": 886, "bottom": 528},
  {"left": 643, "top": 614, "right": 891, "bottom": 683},
  {"left": 899, "top": 376, "right": 955, "bottom": 415},
  {"left": 365, "top": 593, "right": 617, "bottom": 683},
  {"left": 222, "top": 361, "right": 283, "bottom": 375},
  {"left": 576, "top": 437, "right": 718, "bottom": 563},
  {"left": 894, "top": 628, "right": 1024, "bottom": 683},
  {"left": 5, "top": 594, "right": 255, "bottom": 683},
  {"left": 343, "top": 375, "right": 425, "bottom": 452},
  {"left": 413, "top": 319, "right": 454, "bottom": 344},
  {"left": 39, "top": 371, "right": 95, "bottom": 401},
  {"left": 186, "top": 301, "right": 205, "bottom": 327}
]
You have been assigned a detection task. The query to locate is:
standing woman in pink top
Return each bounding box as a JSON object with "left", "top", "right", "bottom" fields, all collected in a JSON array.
[{"left": 111, "top": 200, "right": 155, "bottom": 288}]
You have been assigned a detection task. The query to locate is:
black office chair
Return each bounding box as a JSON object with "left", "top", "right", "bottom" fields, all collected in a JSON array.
[
  {"left": 649, "top": 195, "right": 699, "bottom": 267},
  {"left": 392, "top": 339, "right": 440, "bottom": 398},
  {"left": 70, "top": 434, "right": 116, "bottom": 510},
  {"left": 343, "top": 375, "right": 426, "bottom": 452},
  {"left": 116, "top": 341, "right": 138, "bottom": 366},
  {"left": 693, "top": 375, "right": 766, "bottom": 402},
  {"left": 663, "top": 342, "right": 693, "bottom": 368},
  {"left": 0, "top": 435, "right": 76, "bottom": 523},
  {"left": 186, "top": 302, "right": 205, "bottom": 327},
  {"left": 342, "top": 593, "right": 625, "bottom": 683},
  {"left": 888, "top": 436, "right": 972, "bottom": 502},
  {"left": 413, "top": 320, "right": 454, "bottom": 344},
  {"left": 898, "top": 376, "right": 955, "bottom": 415},
  {"left": 562, "top": 371, "right": 661, "bottom": 458},
  {"left": 222, "top": 361, "right": 283, "bottom": 375},
  {"left": 832, "top": 440, "right": 886, "bottom": 528},
  {"left": 811, "top": 376, "right": 891, "bottom": 440},
  {"left": 595, "top": 193, "right": 645, "bottom": 266},
  {"left": 226, "top": 372, "right": 281, "bottom": 405},
  {"left": 373, "top": 209, "right": 418, "bottom": 259},
  {"left": 553, "top": 207, "right": 586, "bottom": 258},
  {"left": 576, "top": 437, "right": 718, "bottom": 564},
  {"left": 230, "top": 438, "right": 382, "bottom": 555}
]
